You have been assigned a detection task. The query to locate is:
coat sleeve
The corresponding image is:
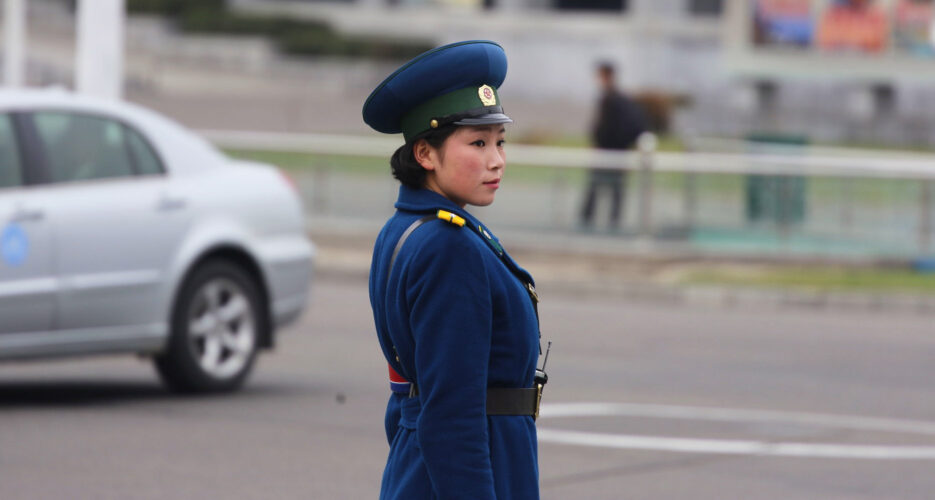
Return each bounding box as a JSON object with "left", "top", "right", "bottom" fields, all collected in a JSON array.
[{"left": 406, "top": 231, "right": 496, "bottom": 499}]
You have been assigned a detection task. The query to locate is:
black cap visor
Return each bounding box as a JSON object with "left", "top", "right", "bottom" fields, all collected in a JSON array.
[{"left": 454, "top": 112, "right": 513, "bottom": 127}]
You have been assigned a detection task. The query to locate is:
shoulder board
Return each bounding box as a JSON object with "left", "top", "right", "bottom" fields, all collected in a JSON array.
[{"left": 436, "top": 210, "right": 466, "bottom": 227}]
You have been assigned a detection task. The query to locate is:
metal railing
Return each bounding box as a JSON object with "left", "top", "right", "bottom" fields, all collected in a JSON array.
[{"left": 200, "top": 129, "right": 935, "bottom": 258}]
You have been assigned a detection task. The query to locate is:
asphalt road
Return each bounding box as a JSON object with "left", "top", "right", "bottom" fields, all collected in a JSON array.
[{"left": 1, "top": 274, "right": 934, "bottom": 500}]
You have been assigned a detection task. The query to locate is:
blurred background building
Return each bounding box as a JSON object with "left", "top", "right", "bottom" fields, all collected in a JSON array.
[
  {"left": 5, "top": 0, "right": 935, "bottom": 147},
  {"left": 222, "top": 0, "right": 935, "bottom": 147}
]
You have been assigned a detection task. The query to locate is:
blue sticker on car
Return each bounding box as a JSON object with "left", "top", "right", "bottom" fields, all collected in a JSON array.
[{"left": 1, "top": 223, "right": 29, "bottom": 267}]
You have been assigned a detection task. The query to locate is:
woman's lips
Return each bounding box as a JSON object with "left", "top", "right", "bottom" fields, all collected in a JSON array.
[{"left": 484, "top": 179, "right": 501, "bottom": 189}]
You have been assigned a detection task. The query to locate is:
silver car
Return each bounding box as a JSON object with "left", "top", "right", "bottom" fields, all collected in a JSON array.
[{"left": 0, "top": 88, "right": 314, "bottom": 392}]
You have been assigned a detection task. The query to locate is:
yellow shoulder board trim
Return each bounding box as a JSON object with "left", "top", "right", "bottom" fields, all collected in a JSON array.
[{"left": 436, "top": 210, "right": 466, "bottom": 227}]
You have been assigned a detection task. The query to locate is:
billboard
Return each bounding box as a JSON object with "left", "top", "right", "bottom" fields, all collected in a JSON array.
[
  {"left": 728, "top": 1, "right": 935, "bottom": 79},
  {"left": 742, "top": 0, "right": 935, "bottom": 58},
  {"left": 892, "top": 0, "right": 935, "bottom": 56},
  {"left": 816, "top": 0, "right": 889, "bottom": 53},
  {"left": 753, "top": 0, "right": 815, "bottom": 48}
]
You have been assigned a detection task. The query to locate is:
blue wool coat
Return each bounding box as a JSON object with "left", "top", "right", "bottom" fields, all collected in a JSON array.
[{"left": 370, "top": 186, "right": 540, "bottom": 500}]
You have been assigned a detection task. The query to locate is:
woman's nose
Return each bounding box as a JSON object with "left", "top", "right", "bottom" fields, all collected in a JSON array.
[{"left": 488, "top": 148, "right": 505, "bottom": 170}]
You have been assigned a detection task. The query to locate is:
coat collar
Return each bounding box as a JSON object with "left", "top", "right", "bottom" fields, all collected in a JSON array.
[
  {"left": 395, "top": 185, "right": 468, "bottom": 218},
  {"left": 393, "top": 185, "right": 534, "bottom": 286},
  {"left": 395, "top": 185, "right": 489, "bottom": 252}
]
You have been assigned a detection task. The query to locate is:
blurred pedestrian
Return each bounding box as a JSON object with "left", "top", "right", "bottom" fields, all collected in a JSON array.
[
  {"left": 580, "top": 61, "right": 647, "bottom": 230},
  {"left": 363, "top": 40, "right": 546, "bottom": 500}
]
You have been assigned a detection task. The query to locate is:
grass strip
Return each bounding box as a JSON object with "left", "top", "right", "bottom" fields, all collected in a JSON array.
[{"left": 682, "top": 266, "right": 935, "bottom": 294}]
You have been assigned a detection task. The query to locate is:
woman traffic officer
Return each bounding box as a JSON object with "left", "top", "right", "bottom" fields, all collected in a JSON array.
[{"left": 364, "top": 40, "right": 545, "bottom": 500}]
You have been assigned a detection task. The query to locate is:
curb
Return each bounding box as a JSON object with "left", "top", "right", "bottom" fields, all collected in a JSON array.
[{"left": 309, "top": 227, "right": 935, "bottom": 315}]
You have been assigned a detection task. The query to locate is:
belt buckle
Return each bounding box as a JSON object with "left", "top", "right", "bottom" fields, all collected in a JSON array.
[{"left": 534, "top": 383, "right": 543, "bottom": 420}]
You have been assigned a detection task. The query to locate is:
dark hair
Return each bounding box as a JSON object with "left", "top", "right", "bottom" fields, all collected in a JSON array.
[
  {"left": 597, "top": 61, "right": 615, "bottom": 78},
  {"left": 390, "top": 125, "right": 458, "bottom": 189}
]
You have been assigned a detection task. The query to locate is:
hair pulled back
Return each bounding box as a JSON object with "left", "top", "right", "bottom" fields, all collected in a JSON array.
[{"left": 390, "top": 125, "right": 458, "bottom": 189}]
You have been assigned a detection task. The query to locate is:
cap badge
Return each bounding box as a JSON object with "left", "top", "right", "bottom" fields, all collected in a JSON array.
[{"left": 478, "top": 85, "right": 497, "bottom": 106}]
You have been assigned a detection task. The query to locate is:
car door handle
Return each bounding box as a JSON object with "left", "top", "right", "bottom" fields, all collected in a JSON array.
[
  {"left": 157, "top": 195, "right": 187, "bottom": 212},
  {"left": 11, "top": 207, "right": 45, "bottom": 223}
]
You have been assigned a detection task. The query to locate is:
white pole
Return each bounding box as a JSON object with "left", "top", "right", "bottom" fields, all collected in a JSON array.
[
  {"left": 75, "top": 0, "right": 125, "bottom": 99},
  {"left": 3, "top": 0, "right": 26, "bottom": 87}
]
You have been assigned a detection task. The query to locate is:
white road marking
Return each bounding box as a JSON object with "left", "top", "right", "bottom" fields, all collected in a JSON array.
[
  {"left": 540, "top": 402, "right": 935, "bottom": 436},
  {"left": 537, "top": 402, "right": 935, "bottom": 460},
  {"left": 537, "top": 428, "right": 935, "bottom": 460}
]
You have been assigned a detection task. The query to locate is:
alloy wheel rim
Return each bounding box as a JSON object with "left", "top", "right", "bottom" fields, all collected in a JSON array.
[{"left": 187, "top": 278, "right": 255, "bottom": 379}]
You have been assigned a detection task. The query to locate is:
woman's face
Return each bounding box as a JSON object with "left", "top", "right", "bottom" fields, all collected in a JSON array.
[{"left": 416, "top": 125, "right": 506, "bottom": 208}]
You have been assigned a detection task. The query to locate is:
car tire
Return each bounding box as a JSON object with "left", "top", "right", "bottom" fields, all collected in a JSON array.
[{"left": 155, "top": 259, "right": 266, "bottom": 393}]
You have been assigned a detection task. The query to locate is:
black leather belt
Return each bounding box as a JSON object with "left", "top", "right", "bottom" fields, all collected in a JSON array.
[
  {"left": 398, "top": 384, "right": 543, "bottom": 419},
  {"left": 487, "top": 387, "right": 541, "bottom": 419}
]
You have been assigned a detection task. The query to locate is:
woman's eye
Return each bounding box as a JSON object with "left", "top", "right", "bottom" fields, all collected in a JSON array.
[
  {"left": 472, "top": 140, "right": 486, "bottom": 147},
  {"left": 497, "top": 140, "right": 506, "bottom": 147}
]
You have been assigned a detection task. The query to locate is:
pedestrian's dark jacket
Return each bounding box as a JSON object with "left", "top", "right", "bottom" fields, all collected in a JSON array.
[
  {"left": 592, "top": 88, "right": 647, "bottom": 150},
  {"left": 370, "top": 186, "right": 540, "bottom": 500}
]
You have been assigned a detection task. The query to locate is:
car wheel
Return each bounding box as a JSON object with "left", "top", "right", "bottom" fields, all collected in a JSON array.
[{"left": 155, "top": 259, "right": 265, "bottom": 393}]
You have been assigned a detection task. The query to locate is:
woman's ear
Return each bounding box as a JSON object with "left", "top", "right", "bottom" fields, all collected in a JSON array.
[{"left": 413, "top": 139, "right": 438, "bottom": 171}]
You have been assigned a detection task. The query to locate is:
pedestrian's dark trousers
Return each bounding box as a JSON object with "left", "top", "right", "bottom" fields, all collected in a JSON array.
[{"left": 581, "top": 168, "right": 627, "bottom": 227}]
